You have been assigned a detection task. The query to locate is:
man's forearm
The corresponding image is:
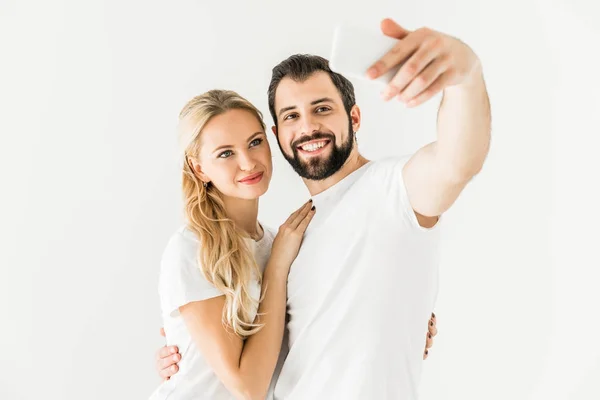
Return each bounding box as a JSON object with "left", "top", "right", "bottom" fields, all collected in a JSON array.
[{"left": 435, "top": 62, "right": 491, "bottom": 182}]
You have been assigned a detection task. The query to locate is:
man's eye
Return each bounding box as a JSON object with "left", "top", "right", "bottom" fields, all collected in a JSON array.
[
  {"left": 218, "top": 150, "right": 233, "bottom": 158},
  {"left": 249, "top": 138, "right": 263, "bottom": 147},
  {"left": 285, "top": 113, "right": 298, "bottom": 120},
  {"left": 316, "top": 106, "right": 330, "bottom": 113}
]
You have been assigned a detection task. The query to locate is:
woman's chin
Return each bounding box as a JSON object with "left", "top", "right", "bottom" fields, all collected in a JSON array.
[{"left": 235, "top": 181, "right": 270, "bottom": 200}]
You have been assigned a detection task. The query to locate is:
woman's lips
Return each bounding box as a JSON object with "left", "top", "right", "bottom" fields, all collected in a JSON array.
[{"left": 238, "top": 171, "right": 264, "bottom": 185}]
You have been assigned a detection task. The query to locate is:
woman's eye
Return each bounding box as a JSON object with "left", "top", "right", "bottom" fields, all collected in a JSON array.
[
  {"left": 218, "top": 150, "right": 233, "bottom": 158},
  {"left": 249, "top": 138, "right": 263, "bottom": 147}
]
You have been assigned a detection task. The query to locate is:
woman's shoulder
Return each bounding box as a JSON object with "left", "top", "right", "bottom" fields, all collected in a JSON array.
[
  {"left": 161, "top": 226, "right": 199, "bottom": 267},
  {"left": 167, "top": 224, "right": 198, "bottom": 247},
  {"left": 158, "top": 226, "right": 224, "bottom": 316},
  {"left": 166, "top": 223, "right": 274, "bottom": 255}
]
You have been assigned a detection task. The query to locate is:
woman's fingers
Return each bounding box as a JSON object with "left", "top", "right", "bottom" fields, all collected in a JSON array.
[
  {"left": 425, "top": 331, "right": 433, "bottom": 349},
  {"left": 423, "top": 313, "right": 437, "bottom": 360},
  {"left": 428, "top": 313, "right": 438, "bottom": 337},
  {"left": 295, "top": 205, "right": 316, "bottom": 233},
  {"left": 284, "top": 200, "right": 312, "bottom": 226},
  {"left": 290, "top": 200, "right": 314, "bottom": 229}
]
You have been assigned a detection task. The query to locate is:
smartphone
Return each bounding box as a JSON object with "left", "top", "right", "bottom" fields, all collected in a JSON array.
[{"left": 329, "top": 24, "right": 401, "bottom": 86}]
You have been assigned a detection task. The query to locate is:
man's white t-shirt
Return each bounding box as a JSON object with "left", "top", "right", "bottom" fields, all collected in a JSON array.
[
  {"left": 272, "top": 156, "right": 441, "bottom": 400},
  {"left": 148, "top": 224, "right": 280, "bottom": 400}
]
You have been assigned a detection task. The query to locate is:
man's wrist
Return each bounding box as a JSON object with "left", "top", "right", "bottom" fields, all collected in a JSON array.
[{"left": 447, "top": 60, "right": 484, "bottom": 94}]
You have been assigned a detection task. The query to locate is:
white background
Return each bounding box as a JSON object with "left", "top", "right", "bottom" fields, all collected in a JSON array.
[{"left": 1, "top": 0, "right": 598, "bottom": 399}]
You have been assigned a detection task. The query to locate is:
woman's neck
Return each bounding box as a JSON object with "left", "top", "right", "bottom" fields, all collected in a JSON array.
[{"left": 222, "top": 195, "right": 261, "bottom": 240}]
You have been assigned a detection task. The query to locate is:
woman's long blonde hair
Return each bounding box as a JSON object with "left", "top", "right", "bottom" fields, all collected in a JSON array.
[{"left": 178, "top": 90, "right": 266, "bottom": 337}]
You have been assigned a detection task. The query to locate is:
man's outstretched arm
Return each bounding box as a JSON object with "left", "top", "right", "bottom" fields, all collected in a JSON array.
[{"left": 368, "top": 19, "right": 491, "bottom": 220}]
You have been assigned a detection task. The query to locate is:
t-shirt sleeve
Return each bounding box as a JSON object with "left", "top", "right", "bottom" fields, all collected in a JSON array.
[
  {"left": 158, "top": 231, "right": 223, "bottom": 318},
  {"left": 369, "top": 155, "right": 442, "bottom": 231}
]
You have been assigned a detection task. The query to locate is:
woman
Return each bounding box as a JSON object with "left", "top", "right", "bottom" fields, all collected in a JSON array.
[{"left": 148, "top": 89, "right": 315, "bottom": 400}]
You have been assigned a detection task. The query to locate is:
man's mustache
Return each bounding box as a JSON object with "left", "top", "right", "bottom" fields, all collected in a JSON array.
[{"left": 291, "top": 132, "right": 335, "bottom": 149}]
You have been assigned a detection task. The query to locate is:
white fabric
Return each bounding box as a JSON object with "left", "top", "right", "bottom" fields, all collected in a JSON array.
[
  {"left": 272, "top": 155, "right": 442, "bottom": 400},
  {"left": 148, "top": 224, "right": 277, "bottom": 400}
]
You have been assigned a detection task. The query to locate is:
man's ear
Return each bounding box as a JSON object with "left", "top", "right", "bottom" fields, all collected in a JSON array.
[
  {"left": 187, "top": 156, "right": 210, "bottom": 184},
  {"left": 350, "top": 104, "right": 361, "bottom": 134},
  {"left": 271, "top": 125, "right": 277, "bottom": 137}
]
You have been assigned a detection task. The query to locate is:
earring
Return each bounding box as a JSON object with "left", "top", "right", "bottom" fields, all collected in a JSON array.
[{"left": 203, "top": 181, "right": 208, "bottom": 188}]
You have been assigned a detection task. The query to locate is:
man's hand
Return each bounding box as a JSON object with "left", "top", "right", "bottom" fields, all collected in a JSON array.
[
  {"left": 367, "top": 18, "right": 481, "bottom": 107},
  {"left": 424, "top": 313, "right": 438, "bottom": 360},
  {"left": 156, "top": 327, "right": 181, "bottom": 381}
]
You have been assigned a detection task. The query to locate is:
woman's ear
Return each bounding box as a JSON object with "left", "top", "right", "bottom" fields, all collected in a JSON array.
[{"left": 187, "top": 156, "right": 210, "bottom": 184}]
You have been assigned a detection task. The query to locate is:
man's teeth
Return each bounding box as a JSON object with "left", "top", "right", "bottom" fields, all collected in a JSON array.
[{"left": 300, "top": 141, "right": 327, "bottom": 152}]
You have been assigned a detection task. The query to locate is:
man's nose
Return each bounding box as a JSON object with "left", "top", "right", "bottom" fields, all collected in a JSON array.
[{"left": 299, "top": 114, "right": 320, "bottom": 137}]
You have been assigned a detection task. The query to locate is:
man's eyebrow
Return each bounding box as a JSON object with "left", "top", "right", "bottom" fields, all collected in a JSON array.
[
  {"left": 278, "top": 97, "right": 335, "bottom": 118},
  {"left": 278, "top": 105, "right": 296, "bottom": 117},
  {"left": 311, "top": 97, "right": 334, "bottom": 105}
]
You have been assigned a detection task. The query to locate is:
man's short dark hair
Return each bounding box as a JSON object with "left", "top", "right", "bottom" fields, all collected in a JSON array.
[{"left": 267, "top": 54, "right": 356, "bottom": 126}]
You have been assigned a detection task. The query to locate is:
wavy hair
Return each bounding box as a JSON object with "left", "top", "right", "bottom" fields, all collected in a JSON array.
[{"left": 178, "top": 90, "right": 266, "bottom": 337}]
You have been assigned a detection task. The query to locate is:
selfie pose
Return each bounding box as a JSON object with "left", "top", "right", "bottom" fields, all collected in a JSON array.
[{"left": 151, "top": 18, "right": 490, "bottom": 400}]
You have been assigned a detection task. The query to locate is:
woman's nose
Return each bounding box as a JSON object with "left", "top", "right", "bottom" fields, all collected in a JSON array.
[{"left": 238, "top": 151, "right": 256, "bottom": 172}]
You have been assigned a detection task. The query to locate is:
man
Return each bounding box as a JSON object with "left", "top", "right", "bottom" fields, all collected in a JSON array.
[{"left": 156, "top": 18, "right": 490, "bottom": 398}]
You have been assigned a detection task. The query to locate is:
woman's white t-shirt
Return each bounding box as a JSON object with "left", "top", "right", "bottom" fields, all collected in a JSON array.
[{"left": 148, "top": 224, "right": 277, "bottom": 400}]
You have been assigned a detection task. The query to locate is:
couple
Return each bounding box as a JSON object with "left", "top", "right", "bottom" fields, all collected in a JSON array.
[{"left": 150, "top": 19, "right": 490, "bottom": 400}]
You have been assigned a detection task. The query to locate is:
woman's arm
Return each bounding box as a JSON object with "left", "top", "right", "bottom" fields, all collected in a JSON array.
[
  {"left": 180, "top": 201, "right": 315, "bottom": 400},
  {"left": 155, "top": 311, "right": 439, "bottom": 382}
]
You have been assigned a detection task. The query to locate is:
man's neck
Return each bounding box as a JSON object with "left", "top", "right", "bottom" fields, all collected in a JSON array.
[
  {"left": 303, "top": 150, "right": 370, "bottom": 196},
  {"left": 222, "top": 195, "right": 260, "bottom": 239}
]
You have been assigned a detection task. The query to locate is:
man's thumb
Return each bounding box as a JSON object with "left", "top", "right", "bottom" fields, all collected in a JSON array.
[{"left": 381, "top": 18, "right": 411, "bottom": 39}]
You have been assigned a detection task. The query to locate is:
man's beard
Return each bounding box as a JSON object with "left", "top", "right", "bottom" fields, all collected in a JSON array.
[{"left": 279, "top": 119, "right": 355, "bottom": 180}]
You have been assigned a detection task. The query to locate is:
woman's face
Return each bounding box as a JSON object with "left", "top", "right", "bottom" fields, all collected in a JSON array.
[{"left": 193, "top": 108, "right": 273, "bottom": 200}]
